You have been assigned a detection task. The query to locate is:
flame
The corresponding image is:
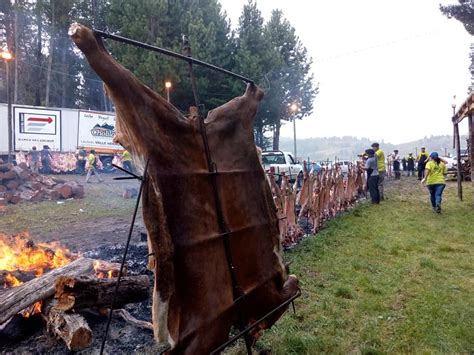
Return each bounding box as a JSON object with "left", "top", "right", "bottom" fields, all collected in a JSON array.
[
  {"left": 4, "top": 272, "right": 22, "bottom": 288},
  {"left": 0, "top": 232, "right": 72, "bottom": 277},
  {"left": 21, "top": 301, "right": 42, "bottom": 318},
  {"left": 93, "top": 260, "right": 116, "bottom": 279}
]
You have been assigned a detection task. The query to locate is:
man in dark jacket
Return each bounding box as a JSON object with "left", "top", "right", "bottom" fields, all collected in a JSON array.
[
  {"left": 41, "top": 145, "right": 53, "bottom": 174},
  {"left": 407, "top": 153, "right": 415, "bottom": 176}
]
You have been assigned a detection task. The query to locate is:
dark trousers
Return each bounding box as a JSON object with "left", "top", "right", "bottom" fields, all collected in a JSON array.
[
  {"left": 368, "top": 175, "right": 380, "bottom": 203},
  {"left": 427, "top": 184, "right": 446, "bottom": 208},
  {"left": 41, "top": 159, "right": 50, "bottom": 174},
  {"left": 417, "top": 163, "right": 426, "bottom": 180},
  {"left": 123, "top": 160, "right": 133, "bottom": 173},
  {"left": 76, "top": 160, "right": 86, "bottom": 175}
]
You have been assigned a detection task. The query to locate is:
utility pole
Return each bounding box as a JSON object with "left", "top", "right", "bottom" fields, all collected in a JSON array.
[{"left": 1, "top": 51, "right": 13, "bottom": 163}]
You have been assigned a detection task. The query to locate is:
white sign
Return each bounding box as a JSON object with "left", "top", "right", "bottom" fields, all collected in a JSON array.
[
  {"left": 78, "top": 111, "right": 122, "bottom": 150},
  {"left": 14, "top": 106, "right": 61, "bottom": 151}
]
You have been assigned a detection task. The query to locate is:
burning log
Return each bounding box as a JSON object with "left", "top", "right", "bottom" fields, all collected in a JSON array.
[
  {"left": 54, "top": 274, "right": 149, "bottom": 311},
  {"left": 0, "top": 257, "right": 95, "bottom": 324},
  {"left": 0, "top": 270, "right": 37, "bottom": 287}
]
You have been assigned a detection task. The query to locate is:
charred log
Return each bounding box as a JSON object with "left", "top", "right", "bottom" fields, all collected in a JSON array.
[{"left": 54, "top": 275, "right": 149, "bottom": 311}]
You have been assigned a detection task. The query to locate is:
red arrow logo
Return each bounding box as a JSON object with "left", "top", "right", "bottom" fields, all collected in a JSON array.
[{"left": 28, "top": 117, "right": 53, "bottom": 124}]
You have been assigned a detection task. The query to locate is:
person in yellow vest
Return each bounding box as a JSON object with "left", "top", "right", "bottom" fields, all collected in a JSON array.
[
  {"left": 421, "top": 152, "right": 447, "bottom": 213},
  {"left": 417, "top": 147, "right": 429, "bottom": 180},
  {"left": 122, "top": 150, "right": 133, "bottom": 173},
  {"left": 85, "top": 150, "right": 104, "bottom": 183},
  {"left": 371, "top": 143, "right": 386, "bottom": 200}
]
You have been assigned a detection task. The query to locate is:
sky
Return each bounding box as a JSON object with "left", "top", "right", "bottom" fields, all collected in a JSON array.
[{"left": 218, "top": 0, "right": 473, "bottom": 144}]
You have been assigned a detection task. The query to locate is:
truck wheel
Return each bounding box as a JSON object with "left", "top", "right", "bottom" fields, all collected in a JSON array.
[{"left": 100, "top": 157, "right": 115, "bottom": 173}]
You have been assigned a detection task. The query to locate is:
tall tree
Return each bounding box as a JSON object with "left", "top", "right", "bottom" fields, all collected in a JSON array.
[
  {"left": 440, "top": 1, "right": 474, "bottom": 93},
  {"left": 233, "top": 0, "right": 278, "bottom": 148},
  {"left": 264, "top": 9, "right": 317, "bottom": 150}
]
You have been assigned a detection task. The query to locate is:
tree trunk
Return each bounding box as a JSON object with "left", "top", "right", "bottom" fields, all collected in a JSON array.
[
  {"left": 54, "top": 275, "right": 149, "bottom": 311},
  {"left": 273, "top": 122, "right": 281, "bottom": 150},
  {"left": 0, "top": 258, "right": 95, "bottom": 324},
  {"left": 45, "top": 0, "right": 55, "bottom": 107},
  {"left": 13, "top": 6, "right": 18, "bottom": 103},
  {"left": 34, "top": 2, "right": 43, "bottom": 106},
  {"left": 60, "top": 37, "right": 68, "bottom": 108}
]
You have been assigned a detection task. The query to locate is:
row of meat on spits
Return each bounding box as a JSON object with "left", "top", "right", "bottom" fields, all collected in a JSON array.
[{"left": 268, "top": 162, "right": 366, "bottom": 248}]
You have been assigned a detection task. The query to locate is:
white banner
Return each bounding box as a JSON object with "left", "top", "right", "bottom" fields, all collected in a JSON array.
[
  {"left": 77, "top": 110, "right": 122, "bottom": 150},
  {"left": 14, "top": 106, "right": 61, "bottom": 151}
]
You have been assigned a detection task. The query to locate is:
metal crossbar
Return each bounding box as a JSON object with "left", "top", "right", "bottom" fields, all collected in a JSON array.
[{"left": 93, "top": 29, "right": 254, "bottom": 84}]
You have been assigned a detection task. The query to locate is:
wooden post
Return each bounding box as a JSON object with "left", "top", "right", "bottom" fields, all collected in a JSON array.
[
  {"left": 470, "top": 114, "right": 474, "bottom": 204},
  {"left": 454, "top": 122, "right": 463, "bottom": 201}
]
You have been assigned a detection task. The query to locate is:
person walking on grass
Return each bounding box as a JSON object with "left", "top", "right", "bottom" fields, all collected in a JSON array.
[
  {"left": 85, "top": 149, "right": 104, "bottom": 183},
  {"left": 122, "top": 149, "right": 133, "bottom": 173},
  {"left": 421, "top": 152, "right": 447, "bottom": 213},
  {"left": 392, "top": 149, "right": 401, "bottom": 180},
  {"left": 28, "top": 146, "right": 40, "bottom": 173},
  {"left": 41, "top": 145, "right": 53, "bottom": 174},
  {"left": 365, "top": 149, "right": 380, "bottom": 204},
  {"left": 407, "top": 152, "right": 416, "bottom": 176},
  {"left": 371, "top": 143, "right": 386, "bottom": 200},
  {"left": 417, "top": 147, "right": 429, "bottom": 180}
]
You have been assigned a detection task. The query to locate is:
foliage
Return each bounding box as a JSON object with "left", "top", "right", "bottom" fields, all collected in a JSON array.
[
  {"left": 0, "top": 0, "right": 317, "bottom": 149},
  {"left": 440, "top": 1, "right": 474, "bottom": 94},
  {"left": 440, "top": 1, "right": 474, "bottom": 35}
]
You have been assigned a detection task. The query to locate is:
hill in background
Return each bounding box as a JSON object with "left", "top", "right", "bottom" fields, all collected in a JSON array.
[{"left": 279, "top": 135, "right": 468, "bottom": 161}]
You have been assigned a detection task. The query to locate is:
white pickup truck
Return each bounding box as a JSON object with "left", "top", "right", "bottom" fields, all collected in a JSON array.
[{"left": 261, "top": 151, "right": 303, "bottom": 183}]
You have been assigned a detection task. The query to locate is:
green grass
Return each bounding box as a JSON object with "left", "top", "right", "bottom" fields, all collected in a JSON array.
[{"left": 239, "top": 179, "right": 474, "bottom": 354}]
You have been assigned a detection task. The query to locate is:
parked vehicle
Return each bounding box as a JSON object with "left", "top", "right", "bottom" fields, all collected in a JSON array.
[
  {"left": 441, "top": 156, "right": 455, "bottom": 170},
  {"left": 262, "top": 151, "right": 303, "bottom": 183},
  {"left": 319, "top": 161, "right": 333, "bottom": 170},
  {"left": 335, "top": 160, "right": 351, "bottom": 175},
  {"left": 0, "top": 103, "right": 122, "bottom": 172}
]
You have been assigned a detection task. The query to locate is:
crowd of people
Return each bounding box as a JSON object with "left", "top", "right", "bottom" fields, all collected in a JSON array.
[
  {"left": 24, "top": 146, "right": 134, "bottom": 184},
  {"left": 362, "top": 144, "right": 448, "bottom": 213},
  {"left": 23, "top": 143, "right": 448, "bottom": 212}
]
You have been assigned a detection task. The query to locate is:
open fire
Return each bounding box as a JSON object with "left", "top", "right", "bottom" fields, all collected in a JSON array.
[
  {"left": 0, "top": 232, "right": 73, "bottom": 287},
  {"left": 0, "top": 232, "right": 150, "bottom": 352},
  {"left": 0, "top": 232, "right": 74, "bottom": 318}
]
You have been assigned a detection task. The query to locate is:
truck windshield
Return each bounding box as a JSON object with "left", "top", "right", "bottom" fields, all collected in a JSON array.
[{"left": 262, "top": 153, "right": 285, "bottom": 164}]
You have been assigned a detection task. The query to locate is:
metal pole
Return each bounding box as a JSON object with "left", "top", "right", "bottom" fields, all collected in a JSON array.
[
  {"left": 166, "top": 87, "right": 170, "bottom": 103},
  {"left": 293, "top": 117, "right": 297, "bottom": 159},
  {"left": 6, "top": 59, "right": 13, "bottom": 164},
  {"left": 469, "top": 114, "right": 474, "bottom": 199}
]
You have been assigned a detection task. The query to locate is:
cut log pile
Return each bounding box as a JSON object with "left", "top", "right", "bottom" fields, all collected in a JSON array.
[
  {"left": 0, "top": 159, "right": 84, "bottom": 205},
  {"left": 269, "top": 162, "right": 366, "bottom": 248},
  {"left": 0, "top": 257, "right": 150, "bottom": 351}
]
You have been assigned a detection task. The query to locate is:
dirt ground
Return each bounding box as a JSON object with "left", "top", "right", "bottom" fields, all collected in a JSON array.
[{"left": 0, "top": 172, "right": 147, "bottom": 253}]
